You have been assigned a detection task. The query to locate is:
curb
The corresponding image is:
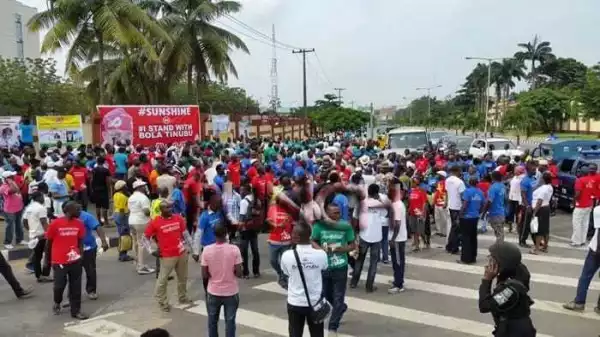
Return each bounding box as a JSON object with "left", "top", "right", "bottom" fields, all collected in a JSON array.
[{"left": 1, "top": 236, "right": 120, "bottom": 262}]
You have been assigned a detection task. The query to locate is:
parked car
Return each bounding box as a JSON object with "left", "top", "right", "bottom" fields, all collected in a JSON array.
[
  {"left": 555, "top": 150, "right": 600, "bottom": 209},
  {"left": 428, "top": 131, "right": 449, "bottom": 146},
  {"left": 531, "top": 139, "right": 600, "bottom": 161},
  {"left": 438, "top": 135, "right": 474, "bottom": 153},
  {"left": 468, "top": 137, "right": 523, "bottom": 159}
]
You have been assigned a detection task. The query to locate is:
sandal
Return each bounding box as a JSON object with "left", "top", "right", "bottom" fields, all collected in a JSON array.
[{"left": 529, "top": 249, "right": 538, "bottom": 255}]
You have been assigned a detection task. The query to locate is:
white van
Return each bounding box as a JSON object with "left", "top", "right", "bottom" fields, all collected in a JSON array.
[{"left": 384, "top": 127, "right": 429, "bottom": 155}]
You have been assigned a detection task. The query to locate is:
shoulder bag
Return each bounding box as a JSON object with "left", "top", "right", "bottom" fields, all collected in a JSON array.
[{"left": 292, "top": 246, "right": 331, "bottom": 324}]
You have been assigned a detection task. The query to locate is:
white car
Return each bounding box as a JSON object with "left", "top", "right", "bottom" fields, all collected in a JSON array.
[{"left": 468, "top": 138, "right": 523, "bottom": 159}]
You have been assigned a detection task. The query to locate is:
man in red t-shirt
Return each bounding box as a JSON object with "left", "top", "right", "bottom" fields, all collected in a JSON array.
[
  {"left": 251, "top": 167, "right": 268, "bottom": 202},
  {"left": 70, "top": 161, "right": 89, "bottom": 210},
  {"left": 572, "top": 167, "right": 595, "bottom": 246},
  {"left": 227, "top": 156, "right": 241, "bottom": 189},
  {"left": 45, "top": 201, "right": 88, "bottom": 320},
  {"left": 183, "top": 166, "right": 203, "bottom": 234},
  {"left": 144, "top": 200, "right": 197, "bottom": 312},
  {"left": 266, "top": 201, "right": 293, "bottom": 288},
  {"left": 408, "top": 178, "right": 428, "bottom": 251}
]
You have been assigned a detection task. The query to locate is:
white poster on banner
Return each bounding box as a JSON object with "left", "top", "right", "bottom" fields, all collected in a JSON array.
[
  {"left": 238, "top": 119, "right": 251, "bottom": 138},
  {"left": 212, "top": 114, "right": 230, "bottom": 142},
  {"left": 0, "top": 117, "right": 21, "bottom": 148}
]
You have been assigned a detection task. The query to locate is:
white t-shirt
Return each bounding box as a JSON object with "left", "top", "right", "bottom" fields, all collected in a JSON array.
[
  {"left": 532, "top": 184, "right": 553, "bottom": 207},
  {"left": 239, "top": 194, "right": 253, "bottom": 219},
  {"left": 281, "top": 245, "right": 328, "bottom": 307},
  {"left": 357, "top": 198, "right": 385, "bottom": 243},
  {"left": 389, "top": 200, "right": 407, "bottom": 242},
  {"left": 445, "top": 176, "right": 466, "bottom": 211},
  {"left": 509, "top": 175, "right": 523, "bottom": 202},
  {"left": 128, "top": 191, "right": 151, "bottom": 225},
  {"left": 23, "top": 201, "right": 47, "bottom": 238},
  {"left": 363, "top": 175, "right": 376, "bottom": 187},
  {"left": 589, "top": 206, "right": 600, "bottom": 252}
]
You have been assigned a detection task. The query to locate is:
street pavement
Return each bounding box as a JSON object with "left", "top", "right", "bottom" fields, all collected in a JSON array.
[{"left": 0, "top": 211, "right": 598, "bottom": 337}]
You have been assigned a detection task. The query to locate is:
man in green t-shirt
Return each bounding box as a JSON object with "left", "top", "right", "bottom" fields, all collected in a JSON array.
[{"left": 310, "top": 204, "right": 356, "bottom": 333}]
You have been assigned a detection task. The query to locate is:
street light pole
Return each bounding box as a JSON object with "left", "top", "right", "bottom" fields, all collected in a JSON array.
[{"left": 416, "top": 85, "right": 442, "bottom": 117}]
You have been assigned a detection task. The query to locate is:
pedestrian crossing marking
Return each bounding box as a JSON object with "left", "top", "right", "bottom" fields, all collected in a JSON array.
[
  {"left": 254, "top": 282, "right": 556, "bottom": 337},
  {"left": 64, "top": 319, "right": 140, "bottom": 337},
  {"left": 477, "top": 234, "right": 588, "bottom": 251},
  {"left": 405, "top": 257, "right": 600, "bottom": 290},
  {"left": 186, "top": 299, "right": 357, "bottom": 337},
  {"left": 475, "top": 249, "right": 584, "bottom": 265},
  {"left": 358, "top": 272, "right": 600, "bottom": 320}
]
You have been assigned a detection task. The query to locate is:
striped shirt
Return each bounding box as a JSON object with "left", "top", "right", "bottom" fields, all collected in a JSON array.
[{"left": 223, "top": 192, "right": 242, "bottom": 224}]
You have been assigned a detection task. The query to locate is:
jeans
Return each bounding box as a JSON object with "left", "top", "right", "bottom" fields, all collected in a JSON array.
[
  {"left": 0, "top": 250, "right": 26, "bottom": 297},
  {"left": 53, "top": 261, "right": 83, "bottom": 315},
  {"left": 269, "top": 243, "right": 290, "bottom": 283},
  {"left": 207, "top": 293, "right": 239, "bottom": 337},
  {"left": 380, "top": 226, "right": 389, "bottom": 262},
  {"left": 350, "top": 239, "right": 380, "bottom": 291},
  {"left": 4, "top": 211, "right": 23, "bottom": 245},
  {"left": 390, "top": 241, "right": 406, "bottom": 288},
  {"left": 446, "top": 210, "right": 461, "bottom": 253},
  {"left": 572, "top": 207, "right": 592, "bottom": 245},
  {"left": 574, "top": 250, "right": 600, "bottom": 305},
  {"left": 322, "top": 267, "right": 348, "bottom": 331},
  {"left": 287, "top": 303, "right": 324, "bottom": 337},
  {"left": 239, "top": 230, "right": 260, "bottom": 276},
  {"left": 507, "top": 200, "right": 520, "bottom": 225},
  {"left": 82, "top": 250, "right": 97, "bottom": 294}
]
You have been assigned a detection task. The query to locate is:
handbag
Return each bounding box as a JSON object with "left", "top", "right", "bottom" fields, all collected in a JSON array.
[
  {"left": 292, "top": 247, "right": 331, "bottom": 324},
  {"left": 530, "top": 216, "right": 539, "bottom": 234}
]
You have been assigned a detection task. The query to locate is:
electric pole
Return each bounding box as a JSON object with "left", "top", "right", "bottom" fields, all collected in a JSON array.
[
  {"left": 292, "top": 48, "right": 315, "bottom": 134},
  {"left": 416, "top": 85, "right": 442, "bottom": 117},
  {"left": 334, "top": 87, "right": 346, "bottom": 106}
]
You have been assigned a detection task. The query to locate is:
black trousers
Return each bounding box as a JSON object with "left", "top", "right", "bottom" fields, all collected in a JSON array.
[
  {"left": 239, "top": 230, "right": 260, "bottom": 276},
  {"left": 53, "top": 262, "right": 83, "bottom": 315},
  {"left": 459, "top": 218, "right": 478, "bottom": 263},
  {"left": 0, "top": 252, "right": 26, "bottom": 297},
  {"left": 82, "top": 250, "right": 97, "bottom": 294},
  {"left": 32, "top": 238, "right": 51, "bottom": 279},
  {"left": 287, "top": 303, "right": 324, "bottom": 337},
  {"left": 446, "top": 210, "right": 461, "bottom": 254},
  {"left": 518, "top": 207, "right": 534, "bottom": 245}
]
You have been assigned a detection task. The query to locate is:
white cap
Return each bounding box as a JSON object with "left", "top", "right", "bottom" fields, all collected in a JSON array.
[
  {"left": 538, "top": 159, "right": 548, "bottom": 165},
  {"left": 132, "top": 179, "right": 147, "bottom": 189},
  {"left": 2, "top": 171, "right": 16, "bottom": 179},
  {"left": 437, "top": 171, "right": 448, "bottom": 178}
]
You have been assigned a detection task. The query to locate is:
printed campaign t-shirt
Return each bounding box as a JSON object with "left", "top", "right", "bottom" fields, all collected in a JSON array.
[
  {"left": 267, "top": 204, "right": 293, "bottom": 244},
  {"left": 201, "top": 242, "right": 243, "bottom": 296},
  {"left": 46, "top": 217, "right": 86, "bottom": 265},
  {"left": 487, "top": 182, "right": 506, "bottom": 217},
  {"left": 462, "top": 186, "right": 485, "bottom": 219},
  {"left": 281, "top": 244, "right": 328, "bottom": 307},
  {"left": 311, "top": 221, "right": 355, "bottom": 270},
  {"left": 79, "top": 211, "right": 100, "bottom": 251},
  {"left": 145, "top": 214, "right": 186, "bottom": 257},
  {"left": 198, "top": 210, "right": 223, "bottom": 246}
]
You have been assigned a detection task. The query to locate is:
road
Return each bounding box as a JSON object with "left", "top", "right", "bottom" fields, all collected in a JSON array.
[{"left": 0, "top": 211, "right": 598, "bottom": 337}]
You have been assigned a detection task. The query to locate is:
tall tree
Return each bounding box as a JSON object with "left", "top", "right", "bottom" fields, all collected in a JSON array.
[
  {"left": 514, "top": 35, "right": 555, "bottom": 88},
  {"left": 537, "top": 57, "right": 588, "bottom": 90}
]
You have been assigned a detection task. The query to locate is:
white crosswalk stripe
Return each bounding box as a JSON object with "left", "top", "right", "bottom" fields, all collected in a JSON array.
[{"left": 478, "top": 234, "right": 588, "bottom": 251}]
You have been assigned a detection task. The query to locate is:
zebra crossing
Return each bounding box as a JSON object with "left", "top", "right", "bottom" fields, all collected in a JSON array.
[{"left": 63, "top": 231, "right": 599, "bottom": 337}]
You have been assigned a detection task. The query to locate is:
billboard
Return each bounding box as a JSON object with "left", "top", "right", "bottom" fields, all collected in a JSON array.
[
  {"left": 97, "top": 105, "right": 200, "bottom": 147},
  {"left": 0, "top": 117, "right": 21, "bottom": 148},
  {"left": 36, "top": 115, "right": 84, "bottom": 147}
]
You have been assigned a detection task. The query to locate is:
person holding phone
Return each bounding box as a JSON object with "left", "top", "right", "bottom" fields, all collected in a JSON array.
[{"left": 478, "top": 242, "right": 536, "bottom": 337}]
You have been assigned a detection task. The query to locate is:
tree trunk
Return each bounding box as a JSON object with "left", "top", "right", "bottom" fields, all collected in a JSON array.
[
  {"left": 187, "top": 65, "right": 193, "bottom": 96},
  {"left": 97, "top": 31, "right": 105, "bottom": 104},
  {"left": 530, "top": 59, "right": 536, "bottom": 89}
]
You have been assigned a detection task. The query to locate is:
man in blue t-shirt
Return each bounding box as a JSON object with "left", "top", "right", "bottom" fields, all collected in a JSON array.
[
  {"left": 114, "top": 147, "right": 128, "bottom": 180},
  {"left": 518, "top": 162, "right": 537, "bottom": 247},
  {"left": 459, "top": 177, "right": 484, "bottom": 264},
  {"left": 78, "top": 210, "right": 109, "bottom": 299},
  {"left": 18, "top": 119, "right": 34, "bottom": 148},
  {"left": 483, "top": 171, "right": 506, "bottom": 243}
]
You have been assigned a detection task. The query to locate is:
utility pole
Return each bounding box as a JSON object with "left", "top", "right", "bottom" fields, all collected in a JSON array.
[
  {"left": 269, "top": 24, "right": 279, "bottom": 114},
  {"left": 334, "top": 87, "right": 346, "bottom": 106},
  {"left": 416, "top": 85, "right": 442, "bottom": 117},
  {"left": 292, "top": 48, "right": 315, "bottom": 134},
  {"left": 369, "top": 102, "right": 374, "bottom": 139}
]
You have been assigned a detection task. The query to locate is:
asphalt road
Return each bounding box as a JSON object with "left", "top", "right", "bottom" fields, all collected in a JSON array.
[{"left": 0, "top": 211, "right": 598, "bottom": 337}]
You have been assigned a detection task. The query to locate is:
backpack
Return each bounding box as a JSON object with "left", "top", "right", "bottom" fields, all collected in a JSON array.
[{"left": 243, "top": 195, "right": 264, "bottom": 231}]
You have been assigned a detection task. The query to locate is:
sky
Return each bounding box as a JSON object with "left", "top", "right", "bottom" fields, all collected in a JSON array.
[{"left": 21, "top": 0, "right": 600, "bottom": 109}]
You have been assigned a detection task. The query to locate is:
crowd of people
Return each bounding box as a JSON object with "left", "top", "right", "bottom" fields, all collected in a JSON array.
[{"left": 0, "top": 132, "right": 598, "bottom": 337}]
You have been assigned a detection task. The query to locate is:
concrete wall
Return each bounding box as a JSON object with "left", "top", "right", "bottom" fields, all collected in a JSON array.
[{"left": 0, "top": 0, "right": 40, "bottom": 60}]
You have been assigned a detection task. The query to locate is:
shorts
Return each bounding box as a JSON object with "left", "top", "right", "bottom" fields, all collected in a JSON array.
[
  {"left": 93, "top": 191, "right": 110, "bottom": 209},
  {"left": 409, "top": 215, "right": 425, "bottom": 234}
]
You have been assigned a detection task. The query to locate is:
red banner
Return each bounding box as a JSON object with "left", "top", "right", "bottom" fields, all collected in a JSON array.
[{"left": 97, "top": 105, "right": 200, "bottom": 146}]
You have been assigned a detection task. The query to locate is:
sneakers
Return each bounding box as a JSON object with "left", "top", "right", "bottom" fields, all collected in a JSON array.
[
  {"left": 17, "top": 286, "right": 34, "bottom": 299},
  {"left": 71, "top": 312, "right": 89, "bottom": 320},
  {"left": 4, "top": 244, "right": 14, "bottom": 250},
  {"left": 159, "top": 304, "right": 171, "bottom": 312},
  {"left": 37, "top": 276, "right": 54, "bottom": 283},
  {"left": 563, "top": 301, "right": 585, "bottom": 311},
  {"left": 119, "top": 255, "right": 134, "bottom": 262},
  {"left": 52, "top": 303, "right": 61, "bottom": 315},
  {"left": 137, "top": 266, "right": 156, "bottom": 275},
  {"left": 87, "top": 292, "right": 98, "bottom": 300},
  {"left": 594, "top": 307, "right": 600, "bottom": 315},
  {"left": 178, "top": 298, "right": 193, "bottom": 305},
  {"left": 388, "top": 286, "right": 405, "bottom": 294}
]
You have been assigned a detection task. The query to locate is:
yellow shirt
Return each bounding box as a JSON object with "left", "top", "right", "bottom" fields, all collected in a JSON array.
[
  {"left": 113, "top": 191, "right": 129, "bottom": 213},
  {"left": 150, "top": 198, "right": 166, "bottom": 219},
  {"left": 65, "top": 174, "right": 74, "bottom": 192}
]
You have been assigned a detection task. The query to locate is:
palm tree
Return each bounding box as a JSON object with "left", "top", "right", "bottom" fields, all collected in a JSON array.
[
  {"left": 499, "top": 59, "right": 526, "bottom": 117},
  {"left": 514, "top": 35, "right": 555, "bottom": 88},
  {"left": 143, "top": 0, "right": 249, "bottom": 100},
  {"left": 28, "top": 0, "right": 171, "bottom": 104},
  {"left": 463, "top": 63, "right": 489, "bottom": 116}
]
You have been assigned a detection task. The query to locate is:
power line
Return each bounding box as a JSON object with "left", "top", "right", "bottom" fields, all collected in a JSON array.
[
  {"left": 222, "top": 14, "right": 302, "bottom": 50},
  {"left": 312, "top": 52, "right": 334, "bottom": 86},
  {"left": 216, "top": 20, "right": 294, "bottom": 50}
]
